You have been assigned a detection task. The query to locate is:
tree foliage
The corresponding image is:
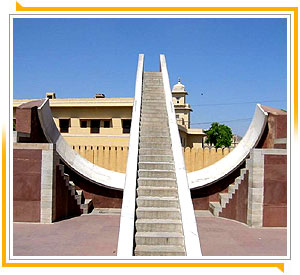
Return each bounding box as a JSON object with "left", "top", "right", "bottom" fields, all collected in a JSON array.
[{"left": 204, "top": 122, "right": 233, "bottom": 148}]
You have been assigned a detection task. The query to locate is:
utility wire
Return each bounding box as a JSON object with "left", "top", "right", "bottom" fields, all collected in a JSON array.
[
  {"left": 191, "top": 99, "right": 285, "bottom": 107},
  {"left": 190, "top": 118, "right": 252, "bottom": 125}
]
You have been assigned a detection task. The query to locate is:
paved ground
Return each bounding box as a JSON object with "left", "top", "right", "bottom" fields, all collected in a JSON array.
[
  {"left": 14, "top": 215, "right": 120, "bottom": 256},
  {"left": 196, "top": 216, "right": 287, "bottom": 256},
  {"left": 13, "top": 213, "right": 287, "bottom": 257}
]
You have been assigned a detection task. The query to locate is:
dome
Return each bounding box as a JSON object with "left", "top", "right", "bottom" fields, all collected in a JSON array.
[{"left": 172, "top": 78, "right": 186, "bottom": 92}]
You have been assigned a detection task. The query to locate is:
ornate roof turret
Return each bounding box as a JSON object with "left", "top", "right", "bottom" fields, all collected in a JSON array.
[{"left": 172, "top": 78, "right": 188, "bottom": 94}]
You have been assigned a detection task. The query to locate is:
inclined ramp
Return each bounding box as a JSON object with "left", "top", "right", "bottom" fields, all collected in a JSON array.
[{"left": 117, "top": 55, "right": 201, "bottom": 256}]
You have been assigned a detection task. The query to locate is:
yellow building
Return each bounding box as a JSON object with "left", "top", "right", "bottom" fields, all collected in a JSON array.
[{"left": 13, "top": 80, "right": 205, "bottom": 148}]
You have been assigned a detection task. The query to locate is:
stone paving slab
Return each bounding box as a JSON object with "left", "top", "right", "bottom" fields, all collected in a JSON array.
[
  {"left": 196, "top": 216, "right": 287, "bottom": 256},
  {"left": 13, "top": 215, "right": 120, "bottom": 256},
  {"left": 13, "top": 214, "right": 287, "bottom": 257}
]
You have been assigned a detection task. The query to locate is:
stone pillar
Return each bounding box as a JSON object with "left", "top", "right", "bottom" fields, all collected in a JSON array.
[
  {"left": 247, "top": 149, "right": 264, "bottom": 227},
  {"left": 40, "top": 144, "right": 57, "bottom": 223}
]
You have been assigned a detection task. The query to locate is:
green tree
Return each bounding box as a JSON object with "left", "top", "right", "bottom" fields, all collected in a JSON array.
[{"left": 204, "top": 122, "right": 233, "bottom": 148}]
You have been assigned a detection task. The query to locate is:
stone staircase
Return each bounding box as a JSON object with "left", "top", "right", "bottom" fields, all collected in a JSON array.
[
  {"left": 208, "top": 162, "right": 249, "bottom": 217},
  {"left": 58, "top": 164, "right": 94, "bottom": 215},
  {"left": 134, "top": 72, "right": 186, "bottom": 256}
]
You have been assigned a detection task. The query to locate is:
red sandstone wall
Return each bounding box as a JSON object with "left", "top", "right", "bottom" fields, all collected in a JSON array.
[
  {"left": 263, "top": 154, "right": 287, "bottom": 227},
  {"left": 260, "top": 113, "right": 287, "bottom": 149},
  {"left": 219, "top": 171, "right": 249, "bottom": 224},
  {"left": 54, "top": 166, "right": 81, "bottom": 221},
  {"left": 63, "top": 165, "right": 123, "bottom": 208},
  {"left": 191, "top": 166, "right": 242, "bottom": 210},
  {"left": 13, "top": 149, "right": 42, "bottom": 222}
]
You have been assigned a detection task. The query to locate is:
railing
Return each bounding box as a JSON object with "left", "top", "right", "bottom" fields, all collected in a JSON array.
[
  {"left": 160, "top": 54, "right": 202, "bottom": 257},
  {"left": 117, "top": 54, "right": 144, "bottom": 256}
]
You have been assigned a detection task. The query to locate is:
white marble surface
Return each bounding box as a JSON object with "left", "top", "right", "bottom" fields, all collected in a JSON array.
[
  {"left": 117, "top": 54, "right": 144, "bottom": 256},
  {"left": 37, "top": 98, "right": 125, "bottom": 190},
  {"left": 160, "top": 54, "right": 202, "bottom": 257},
  {"left": 188, "top": 104, "right": 268, "bottom": 189}
]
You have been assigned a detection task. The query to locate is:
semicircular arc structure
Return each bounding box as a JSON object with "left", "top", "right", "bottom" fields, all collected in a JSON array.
[
  {"left": 188, "top": 104, "right": 268, "bottom": 189},
  {"left": 37, "top": 98, "right": 267, "bottom": 192},
  {"left": 37, "top": 98, "right": 125, "bottom": 190}
]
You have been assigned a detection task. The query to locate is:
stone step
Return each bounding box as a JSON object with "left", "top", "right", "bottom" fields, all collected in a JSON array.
[
  {"left": 141, "top": 117, "right": 168, "bottom": 123},
  {"left": 135, "top": 245, "right": 185, "bottom": 256},
  {"left": 135, "top": 219, "right": 183, "bottom": 232},
  {"left": 143, "top": 80, "right": 163, "bottom": 82},
  {"left": 135, "top": 232, "right": 184, "bottom": 246},
  {"left": 137, "top": 177, "right": 177, "bottom": 187},
  {"left": 142, "top": 106, "right": 165, "bottom": 110},
  {"left": 139, "top": 142, "right": 171, "bottom": 149},
  {"left": 141, "top": 108, "right": 166, "bottom": 112},
  {"left": 139, "top": 124, "right": 169, "bottom": 129},
  {"left": 138, "top": 161, "right": 174, "bottom": 170},
  {"left": 140, "top": 116, "right": 168, "bottom": 122},
  {"left": 139, "top": 130, "right": 170, "bottom": 136},
  {"left": 67, "top": 181, "right": 76, "bottom": 196},
  {"left": 209, "top": 201, "right": 221, "bottom": 217},
  {"left": 139, "top": 136, "right": 170, "bottom": 143},
  {"left": 140, "top": 118, "right": 168, "bottom": 123},
  {"left": 139, "top": 155, "right": 173, "bottom": 162},
  {"left": 140, "top": 110, "right": 167, "bottom": 115},
  {"left": 143, "top": 85, "right": 163, "bottom": 88},
  {"left": 143, "top": 77, "right": 162, "bottom": 80},
  {"left": 144, "top": 71, "right": 162, "bottom": 74},
  {"left": 137, "top": 186, "right": 178, "bottom": 197},
  {"left": 142, "top": 102, "right": 165, "bottom": 106},
  {"left": 143, "top": 88, "right": 164, "bottom": 91},
  {"left": 139, "top": 148, "right": 172, "bottom": 155},
  {"left": 140, "top": 123, "right": 169, "bottom": 129},
  {"left": 138, "top": 169, "right": 176, "bottom": 178},
  {"left": 80, "top": 199, "right": 93, "bottom": 214},
  {"left": 139, "top": 127, "right": 169, "bottom": 132},
  {"left": 142, "top": 99, "right": 165, "bottom": 102},
  {"left": 142, "top": 92, "right": 164, "bottom": 95},
  {"left": 75, "top": 190, "right": 84, "bottom": 204},
  {"left": 140, "top": 120, "right": 168, "bottom": 126},
  {"left": 136, "top": 207, "right": 181, "bottom": 219},
  {"left": 143, "top": 84, "right": 163, "bottom": 87},
  {"left": 228, "top": 183, "right": 238, "bottom": 194},
  {"left": 137, "top": 196, "right": 179, "bottom": 207},
  {"left": 219, "top": 193, "right": 229, "bottom": 207},
  {"left": 143, "top": 78, "right": 163, "bottom": 81},
  {"left": 63, "top": 173, "right": 69, "bottom": 183},
  {"left": 142, "top": 103, "right": 166, "bottom": 106},
  {"left": 141, "top": 115, "right": 167, "bottom": 120},
  {"left": 142, "top": 95, "right": 165, "bottom": 99},
  {"left": 143, "top": 80, "right": 162, "bottom": 83}
]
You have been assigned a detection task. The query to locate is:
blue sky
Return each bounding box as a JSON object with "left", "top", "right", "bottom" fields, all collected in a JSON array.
[{"left": 13, "top": 18, "right": 287, "bottom": 136}]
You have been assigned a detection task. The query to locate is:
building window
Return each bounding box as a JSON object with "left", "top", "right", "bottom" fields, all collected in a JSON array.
[
  {"left": 59, "top": 119, "right": 70, "bottom": 133},
  {"left": 122, "top": 119, "right": 131, "bottom": 134},
  {"left": 90, "top": 119, "right": 100, "bottom": 133},
  {"left": 80, "top": 120, "right": 88, "bottom": 128},
  {"left": 103, "top": 120, "right": 112, "bottom": 128},
  {"left": 13, "top": 119, "right": 16, "bottom": 131},
  {"left": 176, "top": 97, "right": 180, "bottom": 104}
]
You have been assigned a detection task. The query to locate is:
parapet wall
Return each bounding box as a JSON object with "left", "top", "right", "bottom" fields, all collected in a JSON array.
[{"left": 71, "top": 145, "right": 232, "bottom": 173}]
